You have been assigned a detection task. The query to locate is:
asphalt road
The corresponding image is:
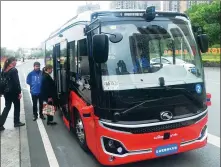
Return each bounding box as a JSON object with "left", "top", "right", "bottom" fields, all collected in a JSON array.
[
  {"left": 17, "top": 60, "right": 220, "bottom": 167},
  {"left": 204, "top": 67, "right": 220, "bottom": 137}
]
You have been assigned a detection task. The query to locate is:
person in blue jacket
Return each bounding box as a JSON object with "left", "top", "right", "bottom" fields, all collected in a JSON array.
[{"left": 26, "top": 62, "right": 45, "bottom": 121}]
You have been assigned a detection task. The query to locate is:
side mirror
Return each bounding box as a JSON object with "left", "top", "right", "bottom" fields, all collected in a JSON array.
[
  {"left": 92, "top": 34, "right": 109, "bottom": 64},
  {"left": 197, "top": 34, "right": 209, "bottom": 53}
]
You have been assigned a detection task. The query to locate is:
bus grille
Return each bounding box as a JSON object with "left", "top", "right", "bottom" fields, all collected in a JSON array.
[{"left": 102, "top": 112, "right": 207, "bottom": 134}]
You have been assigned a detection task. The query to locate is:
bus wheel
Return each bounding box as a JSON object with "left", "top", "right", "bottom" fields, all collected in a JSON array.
[{"left": 75, "top": 112, "right": 89, "bottom": 151}]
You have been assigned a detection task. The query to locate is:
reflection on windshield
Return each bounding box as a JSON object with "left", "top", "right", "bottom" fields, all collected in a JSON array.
[{"left": 101, "top": 18, "right": 203, "bottom": 90}]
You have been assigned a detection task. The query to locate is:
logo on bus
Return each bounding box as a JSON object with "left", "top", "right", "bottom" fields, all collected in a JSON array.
[
  {"left": 195, "top": 84, "right": 202, "bottom": 94},
  {"left": 154, "top": 133, "right": 178, "bottom": 140},
  {"left": 160, "top": 111, "right": 173, "bottom": 121}
]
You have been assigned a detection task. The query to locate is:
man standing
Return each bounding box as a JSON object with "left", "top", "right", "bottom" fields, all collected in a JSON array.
[{"left": 26, "top": 62, "right": 45, "bottom": 121}]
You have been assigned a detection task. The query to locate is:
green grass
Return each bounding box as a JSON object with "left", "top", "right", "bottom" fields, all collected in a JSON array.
[{"left": 202, "top": 53, "right": 220, "bottom": 61}]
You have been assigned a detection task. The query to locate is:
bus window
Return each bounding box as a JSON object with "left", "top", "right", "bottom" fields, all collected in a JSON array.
[
  {"left": 77, "top": 38, "right": 91, "bottom": 102},
  {"left": 45, "top": 44, "right": 53, "bottom": 66},
  {"left": 77, "top": 38, "right": 89, "bottom": 77},
  {"left": 69, "top": 41, "right": 77, "bottom": 73},
  {"left": 69, "top": 41, "right": 78, "bottom": 84},
  {"left": 60, "top": 40, "right": 68, "bottom": 93}
]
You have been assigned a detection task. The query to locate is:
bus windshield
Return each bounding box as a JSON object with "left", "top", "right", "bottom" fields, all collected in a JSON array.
[{"left": 100, "top": 17, "right": 203, "bottom": 91}]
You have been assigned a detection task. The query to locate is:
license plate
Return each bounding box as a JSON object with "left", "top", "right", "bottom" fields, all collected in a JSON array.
[{"left": 155, "top": 144, "right": 179, "bottom": 157}]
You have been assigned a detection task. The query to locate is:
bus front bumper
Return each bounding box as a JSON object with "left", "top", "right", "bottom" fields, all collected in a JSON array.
[{"left": 95, "top": 113, "right": 208, "bottom": 166}]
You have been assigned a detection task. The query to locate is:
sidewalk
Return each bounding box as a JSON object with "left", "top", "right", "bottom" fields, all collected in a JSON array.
[{"left": 0, "top": 94, "right": 31, "bottom": 167}]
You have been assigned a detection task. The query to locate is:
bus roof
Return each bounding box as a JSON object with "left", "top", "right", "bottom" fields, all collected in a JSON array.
[{"left": 46, "top": 9, "right": 188, "bottom": 42}]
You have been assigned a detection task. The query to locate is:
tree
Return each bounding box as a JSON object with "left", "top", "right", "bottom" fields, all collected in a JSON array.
[
  {"left": 14, "top": 48, "right": 23, "bottom": 58},
  {"left": 1, "top": 47, "right": 19, "bottom": 59},
  {"left": 5, "top": 49, "right": 15, "bottom": 57},
  {"left": 1, "top": 47, "right": 7, "bottom": 57},
  {"left": 185, "top": 1, "right": 221, "bottom": 46}
]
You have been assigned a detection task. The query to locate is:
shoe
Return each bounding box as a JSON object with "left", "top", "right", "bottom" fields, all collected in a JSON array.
[
  {"left": 33, "top": 117, "right": 37, "bottom": 121},
  {"left": 40, "top": 115, "right": 46, "bottom": 120},
  {"left": 50, "top": 122, "right": 57, "bottom": 125},
  {"left": 0, "top": 126, "right": 5, "bottom": 131},
  {"left": 14, "top": 122, "right": 25, "bottom": 127},
  {"left": 47, "top": 121, "right": 57, "bottom": 125}
]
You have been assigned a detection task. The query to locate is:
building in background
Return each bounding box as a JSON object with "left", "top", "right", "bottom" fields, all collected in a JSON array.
[
  {"left": 137, "top": 1, "right": 162, "bottom": 11},
  {"left": 163, "top": 1, "right": 180, "bottom": 12},
  {"left": 110, "top": 1, "right": 137, "bottom": 10},
  {"left": 187, "top": 0, "right": 211, "bottom": 9},
  {"left": 77, "top": 3, "right": 100, "bottom": 14},
  {"left": 110, "top": 1, "right": 161, "bottom": 11},
  {"left": 109, "top": 1, "right": 212, "bottom": 13},
  {"left": 180, "top": 1, "right": 188, "bottom": 13}
]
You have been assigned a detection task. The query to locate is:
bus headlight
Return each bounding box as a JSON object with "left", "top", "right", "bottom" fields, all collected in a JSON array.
[{"left": 102, "top": 137, "right": 128, "bottom": 155}]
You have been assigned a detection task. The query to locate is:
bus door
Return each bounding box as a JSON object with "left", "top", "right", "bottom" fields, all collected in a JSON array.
[
  {"left": 59, "top": 40, "right": 69, "bottom": 117},
  {"left": 54, "top": 44, "right": 62, "bottom": 97}
]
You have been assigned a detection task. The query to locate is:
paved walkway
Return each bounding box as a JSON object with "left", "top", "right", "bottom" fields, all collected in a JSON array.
[{"left": 0, "top": 95, "right": 31, "bottom": 167}]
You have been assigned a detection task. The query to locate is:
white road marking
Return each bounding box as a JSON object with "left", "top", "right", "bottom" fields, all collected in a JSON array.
[
  {"left": 208, "top": 133, "right": 220, "bottom": 148},
  {"left": 23, "top": 72, "right": 59, "bottom": 167}
]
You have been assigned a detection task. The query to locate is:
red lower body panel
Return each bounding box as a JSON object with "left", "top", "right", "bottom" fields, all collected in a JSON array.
[
  {"left": 63, "top": 116, "right": 70, "bottom": 131},
  {"left": 92, "top": 114, "right": 208, "bottom": 166},
  {"left": 66, "top": 91, "right": 210, "bottom": 165}
]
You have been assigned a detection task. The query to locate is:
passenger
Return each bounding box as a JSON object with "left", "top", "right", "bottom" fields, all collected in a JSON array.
[
  {"left": 40, "top": 65, "right": 57, "bottom": 125},
  {"left": 26, "top": 62, "right": 45, "bottom": 121},
  {"left": 0, "top": 57, "right": 25, "bottom": 131}
]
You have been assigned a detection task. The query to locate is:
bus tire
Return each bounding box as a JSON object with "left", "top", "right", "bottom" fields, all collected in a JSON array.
[{"left": 74, "top": 111, "right": 89, "bottom": 152}]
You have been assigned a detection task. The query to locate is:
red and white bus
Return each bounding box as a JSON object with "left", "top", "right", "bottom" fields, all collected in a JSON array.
[{"left": 42, "top": 6, "right": 211, "bottom": 166}]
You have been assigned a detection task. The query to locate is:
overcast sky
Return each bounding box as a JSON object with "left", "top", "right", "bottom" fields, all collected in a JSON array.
[{"left": 1, "top": 1, "right": 110, "bottom": 50}]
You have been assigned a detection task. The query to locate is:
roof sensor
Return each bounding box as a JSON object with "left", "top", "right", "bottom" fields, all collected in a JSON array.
[{"left": 145, "top": 6, "right": 156, "bottom": 21}]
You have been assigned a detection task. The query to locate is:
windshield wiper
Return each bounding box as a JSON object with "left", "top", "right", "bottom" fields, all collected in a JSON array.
[
  {"left": 112, "top": 95, "right": 183, "bottom": 122},
  {"left": 112, "top": 86, "right": 203, "bottom": 122},
  {"left": 113, "top": 97, "right": 163, "bottom": 122}
]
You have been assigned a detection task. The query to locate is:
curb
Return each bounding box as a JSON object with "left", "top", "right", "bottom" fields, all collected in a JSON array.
[{"left": 20, "top": 94, "right": 31, "bottom": 167}]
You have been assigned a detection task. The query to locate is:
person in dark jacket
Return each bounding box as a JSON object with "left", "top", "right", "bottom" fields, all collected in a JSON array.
[
  {"left": 26, "top": 62, "right": 45, "bottom": 121},
  {"left": 40, "top": 65, "right": 57, "bottom": 125},
  {"left": 0, "top": 57, "right": 25, "bottom": 131}
]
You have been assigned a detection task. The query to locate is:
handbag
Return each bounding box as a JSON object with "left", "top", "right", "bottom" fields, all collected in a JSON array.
[{"left": 42, "top": 102, "right": 56, "bottom": 116}]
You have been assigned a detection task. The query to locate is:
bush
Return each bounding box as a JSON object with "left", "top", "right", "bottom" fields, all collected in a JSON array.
[{"left": 202, "top": 60, "right": 220, "bottom": 67}]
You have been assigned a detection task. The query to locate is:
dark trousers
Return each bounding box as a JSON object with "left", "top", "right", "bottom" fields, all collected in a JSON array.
[
  {"left": 31, "top": 94, "right": 43, "bottom": 118},
  {"left": 47, "top": 115, "right": 54, "bottom": 122},
  {"left": 0, "top": 94, "right": 20, "bottom": 126}
]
